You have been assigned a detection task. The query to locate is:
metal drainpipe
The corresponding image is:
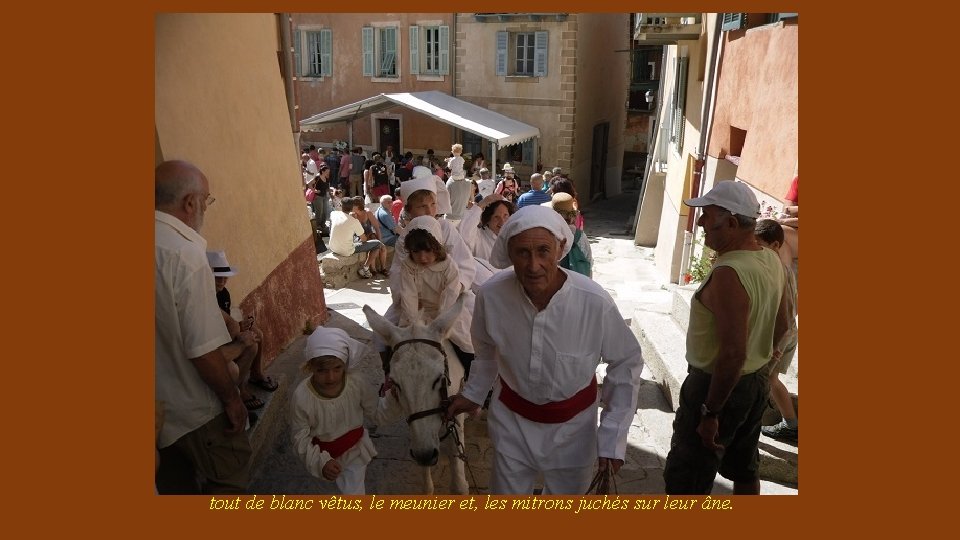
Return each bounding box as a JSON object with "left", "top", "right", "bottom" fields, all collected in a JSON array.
[
  {"left": 678, "top": 14, "right": 724, "bottom": 284},
  {"left": 451, "top": 14, "right": 458, "bottom": 145},
  {"left": 279, "top": 14, "right": 301, "bottom": 151}
]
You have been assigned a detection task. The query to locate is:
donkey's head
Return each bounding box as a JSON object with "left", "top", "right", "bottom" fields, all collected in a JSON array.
[{"left": 363, "top": 293, "right": 466, "bottom": 466}]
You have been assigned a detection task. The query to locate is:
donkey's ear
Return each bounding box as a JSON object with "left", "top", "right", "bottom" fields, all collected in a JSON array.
[
  {"left": 429, "top": 292, "right": 466, "bottom": 339},
  {"left": 363, "top": 305, "right": 401, "bottom": 345}
]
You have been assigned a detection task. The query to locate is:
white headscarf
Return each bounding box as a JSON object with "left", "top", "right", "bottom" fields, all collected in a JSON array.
[
  {"left": 398, "top": 175, "right": 437, "bottom": 201},
  {"left": 406, "top": 215, "right": 443, "bottom": 242},
  {"left": 304, "top": 327, "right": 366, "bottom": 369},
  {"left": 489, "top": 205, "right": 574, "bottom": 268}
]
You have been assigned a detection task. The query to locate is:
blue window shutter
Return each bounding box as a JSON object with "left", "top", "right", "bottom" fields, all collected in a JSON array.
[
  {"left": 671, "top": 57, "right": 689, "bottom": 148},
  {"left": 320, "top": 29, "right": 332, "bottom": 77},
  {"left": 721, "top": 13, "right": 746, "bottom": 31},
  {"left": 495, "top": 31, "right": 507, "bottom": 76},
  {"left": 439, "top": 25, "right": 450, "bottom": 75},
  {"left": 383, "top": 27, "right": 397, "bottom": 76},
  {"left": 362, "top": 27, "right": 374, "bottom": 76},
  {"left": 534, "top": 31, "right": 548, "bottom": 76},
  {"left": 294, "top": 30, "right": 302, "bottom": 76},
  {"left": 522, "top": 139, "right": 533, "bottom": 165},
  {"left": 409, "top": 26, "right": 420, "bottom": 75}
]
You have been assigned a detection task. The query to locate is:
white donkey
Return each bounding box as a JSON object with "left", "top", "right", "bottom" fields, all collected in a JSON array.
[{"left": 363, "top": 293, "right": 469, "bottom": 495}]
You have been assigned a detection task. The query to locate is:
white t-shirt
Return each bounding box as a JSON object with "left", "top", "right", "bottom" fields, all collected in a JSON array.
[
  {"left": 477, "top": 178, "right": 495, "bottom": 199},
  {"left": 328, "top": 210, "right": 363, "bottom": 256}
]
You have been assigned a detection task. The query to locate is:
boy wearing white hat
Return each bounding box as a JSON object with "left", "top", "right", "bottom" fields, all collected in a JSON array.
[
  {"left": 206, "top": 251, "right": 274, "bottom": 412},
  {"left": 291, "top": 327, "right": 401, "bottom": 494}
]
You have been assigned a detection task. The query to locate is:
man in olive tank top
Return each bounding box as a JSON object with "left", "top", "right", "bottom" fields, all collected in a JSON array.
[{"left": 664, "top": 181, "right": 790, "bottom": 495}]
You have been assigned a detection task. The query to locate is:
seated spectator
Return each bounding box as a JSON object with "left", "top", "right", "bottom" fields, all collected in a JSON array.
[
  {"left": 328, "top": 197, "right": 385, "bottom": 280},
  {"left": 516, "top": 173, "right": 552, "bottom": 208},
  {"left": 375, "top": 194, "right": 400, "bottom": 247},
  {"left": 351, "top": 196, "right": 389, "bottom": 277},
  {"left": 391, "top": 193, "right": 404, "bottom": 224},
  {"left": 206, "top": 251, "right": 273, "bottom": 413}
]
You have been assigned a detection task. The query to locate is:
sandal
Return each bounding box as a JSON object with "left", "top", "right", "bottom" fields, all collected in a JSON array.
[
  {"left": 249, "top": 377, "right": 279, "bottom": 392},
  {"left": 243, "top": 396, "right": 265, "bottom": 410}
]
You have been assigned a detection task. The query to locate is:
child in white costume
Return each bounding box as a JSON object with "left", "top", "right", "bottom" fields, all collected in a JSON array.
[
  {"left": 446, "top": 143, "right": 466, "bottom": 181},
  {"left": 290, "top": 327, "right": 401, "bottom": 494},
  {"left": 399, "top": 216, "right": 475, "bottom": 376}
]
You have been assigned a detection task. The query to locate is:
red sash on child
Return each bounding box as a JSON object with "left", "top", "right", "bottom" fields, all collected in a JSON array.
[
  {"left": 311, "top": 426, "right": 364, "bottom": 458},
  {"left": 498, "top": 376, "right": 597, "bottom": 423}
]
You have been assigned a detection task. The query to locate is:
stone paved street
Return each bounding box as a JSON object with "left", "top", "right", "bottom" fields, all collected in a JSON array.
[{"left": 247, "top": 183, "right": 798, "bottom": 495}]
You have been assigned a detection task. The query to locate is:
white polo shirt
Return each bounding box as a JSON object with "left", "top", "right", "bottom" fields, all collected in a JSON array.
[{"left": 155, "top": 211, "right": 232, "bottom": 448}]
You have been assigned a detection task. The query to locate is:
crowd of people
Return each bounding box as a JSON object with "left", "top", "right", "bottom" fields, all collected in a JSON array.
[{"left": 157, "top": 148, "right": 797, "bottom": 496}]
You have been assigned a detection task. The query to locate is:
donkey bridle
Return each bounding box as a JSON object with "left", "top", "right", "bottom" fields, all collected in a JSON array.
[{"left": 391, "top": 338, "right": 452, "bottom": 425}]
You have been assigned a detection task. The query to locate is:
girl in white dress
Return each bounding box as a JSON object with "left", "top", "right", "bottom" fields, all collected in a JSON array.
[{"left": 399, "top": 216, "right": 475, "bottom": 377}]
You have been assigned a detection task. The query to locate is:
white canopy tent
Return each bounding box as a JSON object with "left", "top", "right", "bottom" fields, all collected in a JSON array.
[{"left": 299, "top": 90, "right": 540, "bottom": 176}]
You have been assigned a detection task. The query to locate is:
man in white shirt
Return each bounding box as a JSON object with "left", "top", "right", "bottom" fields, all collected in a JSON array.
[
  {"left": 155, "top": 160, "right": 251, "bottom": 494},
  {"left": 447, "top": 205, "right": 643, "bottom": 494},
  {"left": 328, "top": 198, "right": 384, "bottom": 279},
  {"left": 476, "top": 168, "right": 495, "bottom": 199}
]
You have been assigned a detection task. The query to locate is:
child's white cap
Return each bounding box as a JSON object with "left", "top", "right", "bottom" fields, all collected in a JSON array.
[
  {"left": 405, "top": 215, "right": 443, "bottom": 243},
  {"left": 304, "top": 327, "right": 366, "bottom": 369}
]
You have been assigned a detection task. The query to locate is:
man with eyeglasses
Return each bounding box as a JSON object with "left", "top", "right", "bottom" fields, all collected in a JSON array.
[{"left": 154, "top": 160, "right": 252, "bottom": 494}]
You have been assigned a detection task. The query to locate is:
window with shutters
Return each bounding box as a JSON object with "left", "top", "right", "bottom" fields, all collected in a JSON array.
[
  {"left": 409, "top": 24, "right": 449, "bottom": 78},
  {"left": 495, "top": 30, "right": 548, "bottom": 78},
  {"left": 669, "top": 56, "right": 689, "bottom": 152},
  {"left": 362, "top": 25, "right": 400, "bottom": 80},
  {"left": 295, "top": 28, "right": 332, "bottom": 79},
  {"left": 721, "top": 13, "right": 746, "bottom": 31}
]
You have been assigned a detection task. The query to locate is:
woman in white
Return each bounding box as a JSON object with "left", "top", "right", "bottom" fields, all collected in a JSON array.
[{"left": 457, "top": 194, "right": 516, "bottom": 263}]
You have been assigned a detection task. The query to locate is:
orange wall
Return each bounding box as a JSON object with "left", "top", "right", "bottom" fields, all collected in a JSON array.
[
  {"left": 708, "top": 23, "right": 798, "bottom": 200},
  {"left": 291, "top": 13, "right": 456, "bottom": 154},
  {"left": 156, "top": 13, "right": 326, "bottom": 366}
]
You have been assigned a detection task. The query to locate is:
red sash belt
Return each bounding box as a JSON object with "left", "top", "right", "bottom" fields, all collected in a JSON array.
[
  {"left": 498, "top": 376, "right": 597, "bottom": 424},
  {"left": 311, "top": 426, "right": 364, "bottom": 458}
]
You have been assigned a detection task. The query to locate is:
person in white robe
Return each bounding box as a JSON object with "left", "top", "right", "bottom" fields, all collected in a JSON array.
[{"left": 447, "top": 205, "right": 644, "bottom": 494}]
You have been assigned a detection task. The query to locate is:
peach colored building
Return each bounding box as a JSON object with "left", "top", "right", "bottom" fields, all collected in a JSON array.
[
  {"left": 289, "top": 13, "right": 458, "bottom": 157},
  {"left": 633, "top": 12, "right": 798, "bottom": 283},
  {"left": 156, "top": 13, "right": 325, "bottom": 366}
]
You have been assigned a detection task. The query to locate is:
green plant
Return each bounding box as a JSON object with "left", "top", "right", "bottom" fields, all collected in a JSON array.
[{"left": 686, "top": 234, "right": 715, "bottom": 284}]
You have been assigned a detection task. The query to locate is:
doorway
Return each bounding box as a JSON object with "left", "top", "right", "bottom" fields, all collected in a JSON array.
[
  {"left": 378, "top": 118, "right": 400, "bottom": 155},
  {"left": 590, "top": 122, "right": 610, "bottom": 199}
]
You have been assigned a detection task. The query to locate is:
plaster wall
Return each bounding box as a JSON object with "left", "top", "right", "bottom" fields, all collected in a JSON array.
[
  {"left": 291, "top": 13, "right": 456, "bottom": 153},
  {"left": 156, "top": 13, "right": 326, "bottom": 365},
  {"left": 708, "top": 23, "right": 798, "bottom": 200},
  {"left": 573, "top": 13, "right": 630, "bottom": 199}
]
